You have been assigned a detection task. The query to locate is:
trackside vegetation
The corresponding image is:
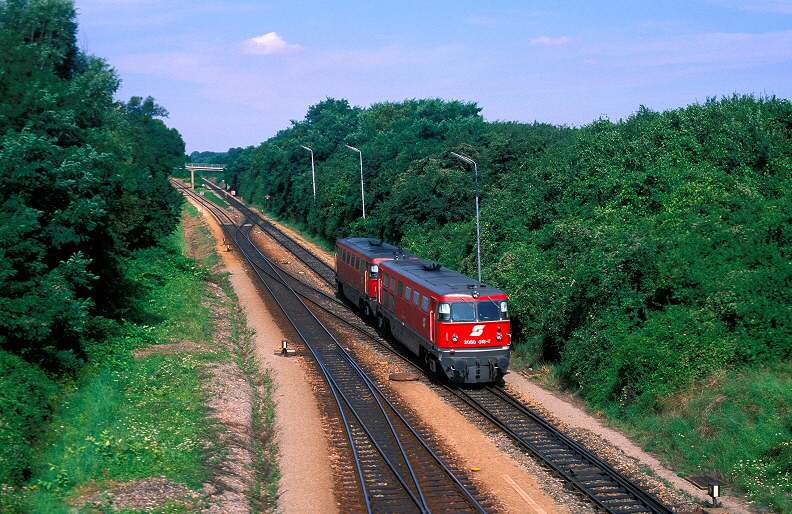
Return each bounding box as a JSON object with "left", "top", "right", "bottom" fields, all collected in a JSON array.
[
  {"left": 1, "top": 209, "right": 278, "bottom": 512},
  {"left": 0, "top": 1, "right": 281, "bottom": 512},
  {"left": 214, "top": 95, "right": 792, "bottom": 511}
]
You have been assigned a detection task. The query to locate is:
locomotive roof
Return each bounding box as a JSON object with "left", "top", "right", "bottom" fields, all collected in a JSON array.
[
  {"left": 381, "top": 258, "right": 507, "bottom": 298},
  {"left": 337, "top": 237, "right": 417, "bottom": 261}
]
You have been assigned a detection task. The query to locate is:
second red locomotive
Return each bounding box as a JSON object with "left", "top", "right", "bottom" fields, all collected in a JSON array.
[{"left": 335, "top": 238, "right": 510, "bottom": 384}]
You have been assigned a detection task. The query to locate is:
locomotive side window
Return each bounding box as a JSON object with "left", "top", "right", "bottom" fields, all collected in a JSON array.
[
  {"left": 355, "top": 256, "right": 360, "bottom": 270},
  {"left": 382, "top": 273, "right": 388, "bottom": 288},
  {"left": 391, "top": 276, "right": 397, "bottom": 290},
  {"left": 421, "top": 296, "right": 429, "bottom": 312},
  {"left": 371, "top": 265, "right": 379, "bottom": 279},
  {"left": 412, "top": 290, "right": 420, "bottom": 306},
  {"left": 404, "top": 285, "right": 412, "bottom": 300},
  {"left": 389, "top": 293, "right": 395, "bottom": 311},
  {"left": 397, "top": 281, "right": 403, "bottom": 296},
  {"left": 438, "top": 303, "right": 451, "bottom": 321}
]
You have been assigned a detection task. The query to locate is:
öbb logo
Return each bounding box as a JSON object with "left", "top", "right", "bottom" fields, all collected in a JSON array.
[{"left": 469, "top": 325, "right": 485, "bottom": 337}]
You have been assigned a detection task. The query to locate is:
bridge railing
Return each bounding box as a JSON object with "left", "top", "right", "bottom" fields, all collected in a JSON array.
[{"left": 184, "top": 163, "right": 226, "bottom": 169}]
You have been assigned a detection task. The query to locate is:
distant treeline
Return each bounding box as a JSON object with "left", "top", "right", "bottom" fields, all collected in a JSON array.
[{"left": 219, "top": 95, "right": 792, "bottom": 410}]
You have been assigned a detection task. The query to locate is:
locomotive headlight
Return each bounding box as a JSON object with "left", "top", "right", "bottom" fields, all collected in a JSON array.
[
  {"left": 451, "top": 334, "right": 459, "bottom": 343},
  {"left": 496, "top": 333, "right": 503, "bottom": 341}
]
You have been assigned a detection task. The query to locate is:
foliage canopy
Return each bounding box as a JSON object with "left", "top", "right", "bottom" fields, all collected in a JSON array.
[
  {"left": 227, "top": 94, "right": 792, "bottom": 413},
  {"left": 0, "top": 0, "right": 185, "bottom": 368}
]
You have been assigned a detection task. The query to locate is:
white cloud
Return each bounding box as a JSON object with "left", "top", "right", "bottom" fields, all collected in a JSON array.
[
  {"left": 530, "top": 36, "right": 575, "bottom": 46},
  {"left": 238, "top": 32, "right": 303, "bottom": 56}
]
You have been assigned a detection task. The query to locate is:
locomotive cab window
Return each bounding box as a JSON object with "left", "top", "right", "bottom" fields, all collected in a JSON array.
[
  {"left": 370, "top": 264, "right": 379, "bottom": 279},
  {"left": 478, "top": 301, "right": 501, "bottom": 321},
  {"left": 451, "top": 302, "right": 476, "bottom": 321}
]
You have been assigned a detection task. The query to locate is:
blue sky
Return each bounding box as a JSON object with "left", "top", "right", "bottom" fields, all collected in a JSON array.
[{"left": 74, "top": 0, "right": 792, "bottom": 153}]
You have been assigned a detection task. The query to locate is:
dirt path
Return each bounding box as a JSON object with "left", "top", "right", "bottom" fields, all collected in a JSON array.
[{"left": 191, "top": 200, "right": 338, "bottom": 513}]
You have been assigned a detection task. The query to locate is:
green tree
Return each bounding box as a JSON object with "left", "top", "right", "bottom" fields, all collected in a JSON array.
[{"left": 0, "top": 1, "right": 185, "bottom": 365}]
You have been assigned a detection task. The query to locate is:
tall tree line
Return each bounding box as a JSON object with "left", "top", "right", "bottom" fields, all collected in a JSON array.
[
  {"left": 0, "top": 0, "right": 185, "bottom": 370},
  {"left": 226, "top": 94, "right": 792, "bottom": 411}
]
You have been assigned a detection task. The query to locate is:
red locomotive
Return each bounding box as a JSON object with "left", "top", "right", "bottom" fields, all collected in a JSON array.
[{"left": 335, "top": 238, "right": 510, "bottom": 384}]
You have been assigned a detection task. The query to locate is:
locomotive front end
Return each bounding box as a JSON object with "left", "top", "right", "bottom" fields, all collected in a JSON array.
[{"left": 435, "top": 292, "right": 511, "bottom": 383}]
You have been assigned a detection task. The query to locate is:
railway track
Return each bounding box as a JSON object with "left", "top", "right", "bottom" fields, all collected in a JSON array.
[
  {"left": 175, "top": 180, "right": 494, "bottom": 513},
  {"left": 202, "top": 180, "right": 336, "bottom": 287},
  {"left": 449, "top": 386, "right": 675, "bottom": 513},
  {"left": 176, "top": 180, "right": 678, "bottom": 513}
]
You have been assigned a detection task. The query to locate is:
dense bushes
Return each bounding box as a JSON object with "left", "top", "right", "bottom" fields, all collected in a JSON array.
[
  {"left": 228, "top": 95, "right": 792, "bottom": 415},
  {"left": 0, "top": 0, "right": 185, "bottom": 491},
  {"left": 0, "top": 351, "right": 58, "bottom": 485},
  {"left": 0, "top": 0, "right": 185, "bottom": 366}
]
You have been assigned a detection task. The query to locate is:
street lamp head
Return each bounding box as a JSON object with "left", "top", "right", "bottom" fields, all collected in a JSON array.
[
  {"left": 451, "top": 151, "right": 475, "bottom": 166},
  {"left": 345, "top": 143, "right": 361, "bottom": 153}
]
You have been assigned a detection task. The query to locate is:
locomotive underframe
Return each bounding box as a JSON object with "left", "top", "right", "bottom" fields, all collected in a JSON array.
[{"left": 337, "top": 276, "right": 374, "bottom": 316}]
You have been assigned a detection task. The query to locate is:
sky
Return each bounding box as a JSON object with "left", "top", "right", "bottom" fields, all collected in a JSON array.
[{"left": 73, "top": 0, "right": 792, "bottom": 154}]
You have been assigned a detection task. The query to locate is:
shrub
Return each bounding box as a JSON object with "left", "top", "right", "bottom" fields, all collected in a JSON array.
[{"left": 0, "top": 351, "right": 58, "bottom": 485}]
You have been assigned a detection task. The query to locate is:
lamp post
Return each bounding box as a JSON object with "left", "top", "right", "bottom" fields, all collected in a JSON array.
[
  {"left": 345, "top": 144, "right": 366, "bottom": 219},
  {"left": 299, "top": 145, "right": 316, "bottom": 206},
  {"left": 451, "top": 152, "right": 481, "bottom": 283}
]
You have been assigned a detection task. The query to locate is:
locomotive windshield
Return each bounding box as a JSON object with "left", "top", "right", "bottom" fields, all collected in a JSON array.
[{"left": 438, "top": 300, "right": 508, "bottom": 322}]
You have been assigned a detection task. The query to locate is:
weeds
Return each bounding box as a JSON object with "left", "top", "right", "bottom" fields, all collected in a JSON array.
[
  {"left": 611, "top": 362, "right": 792, "bottom": 513},
  {"left": 2, "top": 205, "right": 280, "bottom": 512}
]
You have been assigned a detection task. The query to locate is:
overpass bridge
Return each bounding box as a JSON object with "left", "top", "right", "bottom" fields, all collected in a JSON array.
[
  {"left": 181, "top": 163, "right": 226, "bottom": 188},
  {"left": 185, "top": 163, "right": 226, "bottom": 171}
]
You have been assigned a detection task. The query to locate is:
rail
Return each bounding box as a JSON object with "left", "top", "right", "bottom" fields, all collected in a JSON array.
[{"left": 174, "top": 179, "right": 490, "bottom": 513}]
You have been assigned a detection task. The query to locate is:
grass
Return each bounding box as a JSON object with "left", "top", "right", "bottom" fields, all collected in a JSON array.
[
  {"left": 1, "top": 205, "right": 279, "bottom": 513},
  {"left": 31, "top": 353, "right": 214, "bottom": 500},
  {"left": 515, "top": 353, "right": 792, "bottom": 513},
  {"left": 620, "top": 364, "right": 792, "bottom": 513},
  {"left": 194, "top": 185, "right": 228, "bottom": 208}
]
